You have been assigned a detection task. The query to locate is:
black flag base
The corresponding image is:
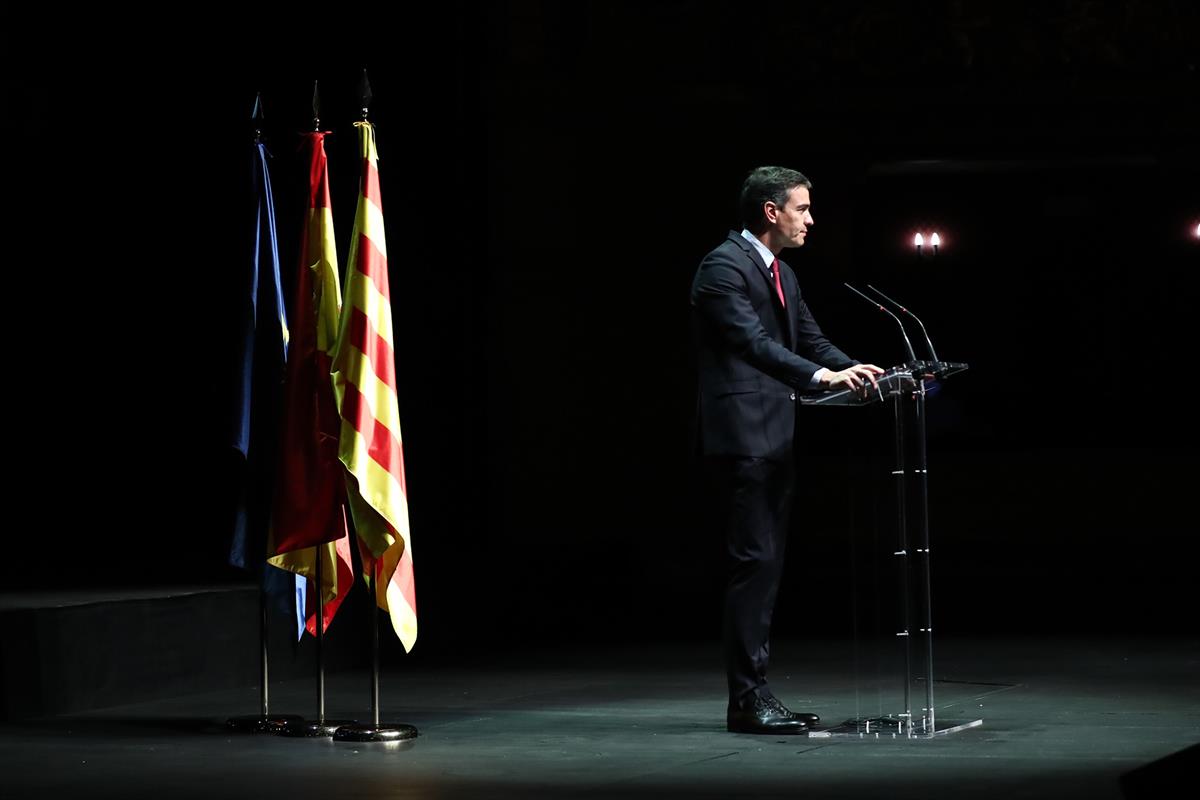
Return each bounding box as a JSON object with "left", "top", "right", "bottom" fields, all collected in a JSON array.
[
  {"left": 279, "top": 718, "right": 359, "bottom": 737},
  {"left": 225, "top": 714, "right": 305, "bottom": 734},
  {"left": 333, "top": 723, "right": 419, "bottom": 744}
]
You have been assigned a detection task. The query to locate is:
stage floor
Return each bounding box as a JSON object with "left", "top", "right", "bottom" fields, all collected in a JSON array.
[{"left": 2, "top": 634, "right": 1196, "bottom": 799}]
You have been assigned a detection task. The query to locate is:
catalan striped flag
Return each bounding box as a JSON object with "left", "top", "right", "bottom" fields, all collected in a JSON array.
[
  {"left": 332, "top": 121, "right": 416, "bottom": 651},
  {"left": 267, "top": 131, "right": 355, "bottom": 636}
]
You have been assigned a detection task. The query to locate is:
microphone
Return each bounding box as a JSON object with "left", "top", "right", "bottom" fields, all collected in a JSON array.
[
  {"left": 844, "top": 283, "right": 918, "bottom": 365},
  {"left": 866, "top": 285, "right": 940, "bottom": 365}
]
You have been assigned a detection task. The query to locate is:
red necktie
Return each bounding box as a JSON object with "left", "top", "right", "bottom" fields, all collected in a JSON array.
[{"left": 771, "top": 259, "right": 786, "bottom": 307}]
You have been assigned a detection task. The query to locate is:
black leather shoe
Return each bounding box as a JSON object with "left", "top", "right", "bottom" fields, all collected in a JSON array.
[
  {"left": 727, "top": 695, "right": 809, "bottom": 734},
  {"left": 763, "top": 695, "right": 820, "bottom": 727}
]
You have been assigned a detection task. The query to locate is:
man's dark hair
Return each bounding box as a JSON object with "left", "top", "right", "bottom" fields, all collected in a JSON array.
[{"left": 739, "top": 166, "right": 812, "bottom": 232}]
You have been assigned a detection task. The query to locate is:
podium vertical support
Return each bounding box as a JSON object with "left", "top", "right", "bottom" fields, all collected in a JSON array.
[
  {"left": 893, "top": 392, "right": 913, "bottom": 726},
  {"left": 914, "top": 380, "right": 936, "bottom": 733}
]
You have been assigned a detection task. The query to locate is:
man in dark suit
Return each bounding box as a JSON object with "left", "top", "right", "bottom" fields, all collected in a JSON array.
[{"left": 691, "top": 166, "right": 883, "bottom": 734}]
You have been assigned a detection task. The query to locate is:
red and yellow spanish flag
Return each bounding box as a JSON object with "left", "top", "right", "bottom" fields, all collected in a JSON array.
[
  {"left": 332, "top": 121, "right": 416, "bottom": 651},
  {"left": 267, "top": 131, "right": 355, "bottom": 636}
]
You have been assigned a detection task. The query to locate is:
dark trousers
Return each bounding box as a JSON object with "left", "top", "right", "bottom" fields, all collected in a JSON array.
[{"left": 704, "top": 454, "right": 796, "bottom": 706}]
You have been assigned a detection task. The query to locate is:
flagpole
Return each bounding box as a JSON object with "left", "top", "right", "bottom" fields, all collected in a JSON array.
[
  {"left": 278, "top": 84, "right": 358, "bottom": 739},
  {"left": 226, "top": 92, "right": 304, "bottom": 735},
  {"left": 371, "top": 567, "right": 380, "bottom": 728},
  {"left": 262, "top": 583, "right": 270, "bottom": 716},
  {"left": 281, "top": 545, "right": 355, "bottom": 737},
  {"left": 318, "top": 550, "right": 325, "bottom": 724},
  {"left": 226, "top": 573, "right": 304, "bottom": 733},
  {"left": 230, "top": 591, "right": 279, "bottom": 732},
  {"left": 330, "top": 72, "right": 418, "bottom": 747},
  {"left": 333, "top": 555, "right": 417, "bottom": 744}
]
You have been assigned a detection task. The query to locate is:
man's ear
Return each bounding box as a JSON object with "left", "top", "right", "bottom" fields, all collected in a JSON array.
[{"left": 763, "top": 201, "right": 778, "bottom": 223}]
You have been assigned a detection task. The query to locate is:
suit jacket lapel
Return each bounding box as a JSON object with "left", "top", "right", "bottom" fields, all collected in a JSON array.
[
  {"left": 729, "top": 233, "right": 775, "bottom": 289},
  {"left": 727, "top": 234, "right": 793, "bottom": 349}
]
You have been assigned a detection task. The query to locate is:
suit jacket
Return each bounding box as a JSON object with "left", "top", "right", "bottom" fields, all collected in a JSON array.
[{"left": 691, "top": 232, "right": 856, "bottom": 460}]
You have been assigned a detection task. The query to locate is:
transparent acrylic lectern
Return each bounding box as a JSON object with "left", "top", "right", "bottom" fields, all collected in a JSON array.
[{"left": 801, "top": 360, "right": 979, "bottom": 738}]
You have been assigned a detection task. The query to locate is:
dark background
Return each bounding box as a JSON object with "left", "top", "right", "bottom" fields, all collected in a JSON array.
[{"left": 5, "top": 2, "right": 1198, "bottom": 661}]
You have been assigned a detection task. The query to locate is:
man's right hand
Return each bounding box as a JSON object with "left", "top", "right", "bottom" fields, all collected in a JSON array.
[{"left": 822, "top": 364, "right": 885, "bottom": 396}]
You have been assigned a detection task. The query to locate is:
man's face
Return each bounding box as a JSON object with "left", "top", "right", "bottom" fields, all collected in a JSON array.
[{"left": 766, "top": 186, "right": 814, "bottom": 248}]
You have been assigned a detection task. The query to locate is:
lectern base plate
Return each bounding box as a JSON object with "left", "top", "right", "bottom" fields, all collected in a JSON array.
[{"left": 806, "top": 716, "right": 983, "bottom": 739}]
